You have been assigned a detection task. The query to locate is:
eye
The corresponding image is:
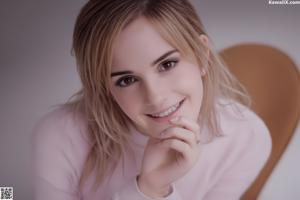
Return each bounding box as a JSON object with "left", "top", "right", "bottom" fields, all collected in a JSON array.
[
  {"left": 158, "top": 59, "right": 179, "bottom": 72},
  {"left": 115, "top": 76, "right": 137, "bottom": 87}
]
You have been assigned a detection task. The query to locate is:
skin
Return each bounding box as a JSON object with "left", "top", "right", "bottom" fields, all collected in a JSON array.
[{"left": 110, "top": 16, "right": 210, "bottom": 197}]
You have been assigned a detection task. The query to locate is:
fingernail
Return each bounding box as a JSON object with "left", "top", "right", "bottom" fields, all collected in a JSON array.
[
  {"left": 160, "top": 131, "right": 166, "bottom": 137},
  {"left": 170, "top": 116, "right": 179, "bottom": 123}
]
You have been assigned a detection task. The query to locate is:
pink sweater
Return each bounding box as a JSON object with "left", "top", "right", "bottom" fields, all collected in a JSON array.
[{"left": 32, "top": 100, "right": 272, "bottom": 200}]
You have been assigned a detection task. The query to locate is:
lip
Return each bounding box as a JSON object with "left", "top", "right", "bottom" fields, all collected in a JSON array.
[{"left": 146, "top": 98, "right": 185, "bottom": 123}]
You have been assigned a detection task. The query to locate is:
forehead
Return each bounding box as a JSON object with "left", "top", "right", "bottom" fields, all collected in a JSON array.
[{"left": 111, "top": 17, "right": 174, "bottom": 69}]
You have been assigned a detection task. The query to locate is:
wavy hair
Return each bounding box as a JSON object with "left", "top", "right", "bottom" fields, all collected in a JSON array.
[{"left": 64, "top": 0, "right": 251, "bottom": 193}]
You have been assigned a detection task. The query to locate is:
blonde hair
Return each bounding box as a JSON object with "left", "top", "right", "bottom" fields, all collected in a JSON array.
[{"left": 64, "top": 0, "right": 251, "bottom": 194}]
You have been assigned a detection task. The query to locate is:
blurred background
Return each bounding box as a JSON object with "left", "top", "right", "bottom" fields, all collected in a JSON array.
[{"left": 0, "top": 0, "right": 299, "bottom": 199}]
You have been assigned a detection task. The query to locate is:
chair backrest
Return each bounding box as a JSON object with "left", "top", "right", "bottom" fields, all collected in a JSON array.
[{"left": 219, "top": 43, "right": 300, "bottom": 200}]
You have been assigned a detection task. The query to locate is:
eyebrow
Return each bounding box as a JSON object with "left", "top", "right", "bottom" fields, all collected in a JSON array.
[{"left": 111, "top": 49, "right": 178, "bottom": 77}]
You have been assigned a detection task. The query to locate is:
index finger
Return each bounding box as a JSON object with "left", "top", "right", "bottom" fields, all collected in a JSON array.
[{"left": 169, "top": 116, "right": 200, "bottom": 135}]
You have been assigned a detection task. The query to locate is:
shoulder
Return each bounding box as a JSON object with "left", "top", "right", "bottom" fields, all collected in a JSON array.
[
  {"left": 32, "top": 105, "right": 89, "bottom": 146},
  {"left": 32, "top": 105, "right": 91, "bottom": 157},
  {"left": 189, "top": 99, "right": 273, "bottom": 198},
  {"left": 217, "top": 98, "right": 271, "bottom": 139},
  {"left": 213, "top": 98, "right": 272, "bottom": 169},
  {"left": 32, "top": 105, "right": 91, "bottom": 193}
]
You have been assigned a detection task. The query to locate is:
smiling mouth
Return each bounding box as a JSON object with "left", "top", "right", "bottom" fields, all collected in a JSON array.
[{"left": 146, "top": 99, "right": 185, "bottom": 118}]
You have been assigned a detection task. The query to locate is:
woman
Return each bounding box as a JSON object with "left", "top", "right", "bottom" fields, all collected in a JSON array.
[{"left": 32, "top": 0, "right": 272, "bottom": 199}]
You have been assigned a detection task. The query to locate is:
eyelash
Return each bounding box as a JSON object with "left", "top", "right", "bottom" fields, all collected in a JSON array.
[{"left": 115, "top": 58, "right": 179, "bottom": 87}]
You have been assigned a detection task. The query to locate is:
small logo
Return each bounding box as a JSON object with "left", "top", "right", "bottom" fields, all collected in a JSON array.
[
  {"left": 0, "top": 187, "right": 13, "bottom": 200},
  {"left": 268, "top": 0, "right": 300, "bottom": 4}
]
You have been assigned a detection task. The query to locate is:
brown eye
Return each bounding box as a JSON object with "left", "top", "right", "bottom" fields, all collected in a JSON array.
[
  {"left": 115, "top": 76, "right": 137, "bottom": 87},
  {"left": 158, "top": 59, "right": 179, "bottom": 72}
]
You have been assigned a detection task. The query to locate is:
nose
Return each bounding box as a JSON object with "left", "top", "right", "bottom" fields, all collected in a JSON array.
[{"left": 142, "top": 78, "right": 167, "bottom": 107}]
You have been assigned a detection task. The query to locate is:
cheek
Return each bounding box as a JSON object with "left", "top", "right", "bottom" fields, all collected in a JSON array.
[
  {"left": 111, "top": 90, "right": 140, "bottom": 118},
  {"left": 176, "top": 63, "right": 203, "bottom": 93},
  {"left": 189, "top": 72, "right": 204, "bottom": 102}
]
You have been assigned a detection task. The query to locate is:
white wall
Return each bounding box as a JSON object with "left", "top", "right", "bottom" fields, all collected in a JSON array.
[
  {"left": 0, "top": 0, "right": 299, "bottom": 199},
  {"left": 0, "top": 1, "right": 85, "bottom": 199},
  {"left": 194, "top": 0, "right": 300, "bottom": 67}
]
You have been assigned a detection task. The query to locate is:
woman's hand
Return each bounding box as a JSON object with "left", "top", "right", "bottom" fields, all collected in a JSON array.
[{"left": 137, "top": 116, "right": 201, "bottom": 197}]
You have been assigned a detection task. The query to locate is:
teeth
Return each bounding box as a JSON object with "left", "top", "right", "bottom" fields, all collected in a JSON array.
[{"left": 150, "top": 102, "right": 180, "bottom": 118}]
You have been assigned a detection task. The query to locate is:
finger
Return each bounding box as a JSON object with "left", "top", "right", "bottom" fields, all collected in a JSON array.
[
  {"left": 160, "top": 126, "right": 196, "bottom": 147},
  {"left": 169, "top": 116, "right": 200, "bottom": 141},
  {"left": 169, "top": 116, "right": 200, "bottom": 133},
  {"left": 161, "top": 138, "right": 191, "bottom": 159}
]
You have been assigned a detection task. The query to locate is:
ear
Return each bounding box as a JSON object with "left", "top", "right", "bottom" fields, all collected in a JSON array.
[{"left": 199, "top": 34, "right": 210, "bottom": 76}]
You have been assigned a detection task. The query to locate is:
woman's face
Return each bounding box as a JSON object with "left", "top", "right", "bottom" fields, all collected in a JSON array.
[{"left": 110, "top": 17, "right": 206, "bottom": 138}]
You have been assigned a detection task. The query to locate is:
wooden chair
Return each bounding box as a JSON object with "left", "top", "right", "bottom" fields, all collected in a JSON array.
[{"left": 219, "top": 43, "right": 300, "bottom": 199}]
